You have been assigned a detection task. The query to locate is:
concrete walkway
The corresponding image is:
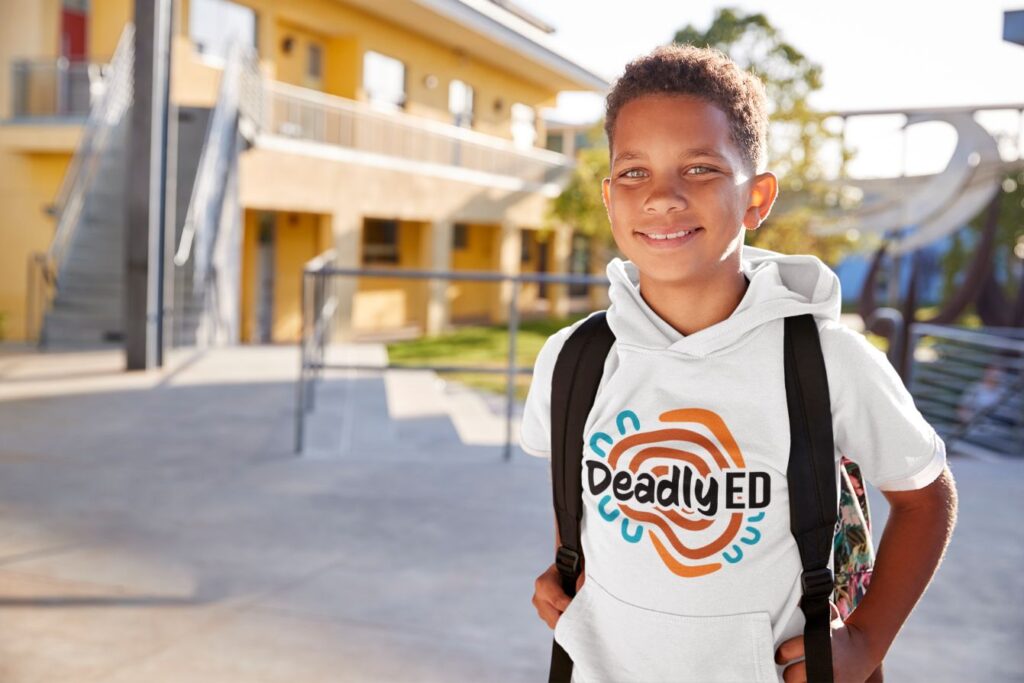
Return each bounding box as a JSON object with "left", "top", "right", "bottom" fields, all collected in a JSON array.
[{"left": 0, "top": 344, "right": 1021, "bottom": 682}]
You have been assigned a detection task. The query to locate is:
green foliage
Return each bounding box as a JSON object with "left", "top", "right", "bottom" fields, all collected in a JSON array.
[
  {"left": 937, "top": 173, "right": 1024, "bottom": 310},
  {"left": 940, "top": 231, "right": 969, "bottom": 304},
  {"left": 978, "top": 174, "right": 1022, "bottom": 297},
  {"left": 674, "top": 8, "right": 855, "bottom": 264},
  {"left": 674, "top": 8, "right": 822, "bottom": 122},
  {"left": 549, "top": 7, "right": 858, "bottom": 266},
  {"left": 547, "top": 143, "right": 609, "bottom": 238}
]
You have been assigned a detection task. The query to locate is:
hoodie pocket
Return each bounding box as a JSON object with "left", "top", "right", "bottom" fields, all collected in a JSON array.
[{"left": 555, "top": 577, "right": 777, "bottom": 683}]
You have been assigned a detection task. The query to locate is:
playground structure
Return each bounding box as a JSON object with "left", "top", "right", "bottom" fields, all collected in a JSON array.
[{"left": 811, "top": 103, "right": 1024, "bottom": 458}]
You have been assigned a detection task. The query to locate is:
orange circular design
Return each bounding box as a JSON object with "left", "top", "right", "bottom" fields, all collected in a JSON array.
[{"left": 607, "top": 408, "right": 748, "bottom": 578}]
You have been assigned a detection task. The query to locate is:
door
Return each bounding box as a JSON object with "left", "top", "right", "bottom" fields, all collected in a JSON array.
[{"left": 255, "top": 212, "right": 275, "bottom": 343}]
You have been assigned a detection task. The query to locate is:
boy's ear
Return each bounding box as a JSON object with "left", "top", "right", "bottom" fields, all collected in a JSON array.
[
  {"left": 743, "top": 171, "right": 779, "bottom": 231},
  {"left": 601, "top": 177, "right": 612, "bottom": 219}
]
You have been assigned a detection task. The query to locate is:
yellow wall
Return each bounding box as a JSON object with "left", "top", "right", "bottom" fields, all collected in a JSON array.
[
  {"left": 352, "top": 219, "right": 430, "bottom": 332},
  {"left": 0, "top": 0, "right": 60, "bottom": 120},
  {"left": 0, "top": 0, "right": 572, "bottom": 341},
  {"left": 171, "top": 33, "right": 224, "bottom": 107},
  {"left": 240, "top": 209, "right": 331, "bottom": 343},
  {"left": 274, "top": 20, "right": 328, "bottom": 91},
  {"left": 90, "top": 0, "right": 132, "bottom": 58},
  {"left": 0, "top": 147, "right": 74, "bottom": 341},
  {"left": 274, "top": 210, "right": 330, "bottom": 340},
  {"left": 175, "top": 0, "right": 557, "bottom": 141},
  {"left": 518, "top": 228, "right": 547, "bottom": 312},
  {"left": 323, "top": 35, "right": 360, "bottom": 100},
  {"left": 450, "top": 223, "right": 499, "bottom": 321}
]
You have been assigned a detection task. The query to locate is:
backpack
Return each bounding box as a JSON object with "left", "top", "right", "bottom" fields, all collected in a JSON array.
[{"left": 547, "top": 312, "right": 875, "bottom": 683}]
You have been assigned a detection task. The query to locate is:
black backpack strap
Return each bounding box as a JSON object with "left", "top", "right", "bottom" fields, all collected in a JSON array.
[
  {"left": 784, "top": 314, "right": 839, "bottom": 683},
  {"left": 548, "top": 311, "right": 615, "bottom": 683}
]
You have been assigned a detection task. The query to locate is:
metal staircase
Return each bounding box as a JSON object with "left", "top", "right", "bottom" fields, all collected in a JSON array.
[
  {"left": 38, "top": 25, "right": 134, "bottom": 348},
  {"left": 36, "top": 25, "right": 262, "bottom": 349},
  {"left": 171, "top": 41, "right": 262, "bottom": 347}
]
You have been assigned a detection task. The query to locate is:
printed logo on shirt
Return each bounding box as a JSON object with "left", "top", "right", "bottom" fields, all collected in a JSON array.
[{"left": 586, "top": 408, "right": 770, "bottom": 578}]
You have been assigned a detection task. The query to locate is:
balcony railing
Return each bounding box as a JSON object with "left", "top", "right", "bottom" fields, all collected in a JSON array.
[
  {"left": 10, "top": 58, "right": 107, "bottom": 119},
  {"left": 264, "top": 81, "right": 573, "bottom": 185}
]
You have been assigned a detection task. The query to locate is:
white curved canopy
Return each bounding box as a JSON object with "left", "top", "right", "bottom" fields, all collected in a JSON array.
[{"left": 810, "top": 111, "right": 1011, "bottom": 253}]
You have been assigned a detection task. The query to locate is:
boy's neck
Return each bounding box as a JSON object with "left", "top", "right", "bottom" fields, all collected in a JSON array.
[{"left": 636, "top": 265, "right": 750, "bottom": 338}]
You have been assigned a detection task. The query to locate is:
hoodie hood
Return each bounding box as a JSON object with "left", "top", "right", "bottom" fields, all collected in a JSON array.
[{"left": 605, "top": 245, "right": 841, "bottom": 358}]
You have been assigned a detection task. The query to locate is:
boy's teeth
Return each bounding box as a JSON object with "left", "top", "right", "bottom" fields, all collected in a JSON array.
[{"left": 646, "top": 229, "right": 692, "bottom": 240}]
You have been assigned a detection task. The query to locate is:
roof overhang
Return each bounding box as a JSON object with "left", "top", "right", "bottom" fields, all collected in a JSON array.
[{"left": 335, "top": 0, "right": 610, "bottom": 93}]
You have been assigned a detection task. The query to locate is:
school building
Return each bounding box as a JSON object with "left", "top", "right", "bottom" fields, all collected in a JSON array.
[{"left": 0, "top": 0, "right": 608, "bottom": 346}]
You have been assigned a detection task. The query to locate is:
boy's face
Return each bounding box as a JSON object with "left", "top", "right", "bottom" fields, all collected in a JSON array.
[{"left": 601, "top": 94, "right": 778, "bottom": 287}]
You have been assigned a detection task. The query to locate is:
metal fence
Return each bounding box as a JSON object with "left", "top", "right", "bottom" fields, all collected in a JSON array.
[
  {"left": 908, "top": 323, "right": 1024, "bottom": 458},
  {"left": 11, "top": 58, "right": 102, "bottom": 118},
  {"left": 295, "top": 259, "right": 1024, "bottom": 462},
  {"left": 294, "top": 257, "right": 609, "bottom": 459},
  {"left": 265, "top": 80, "right": 573, "bottom": 186}
]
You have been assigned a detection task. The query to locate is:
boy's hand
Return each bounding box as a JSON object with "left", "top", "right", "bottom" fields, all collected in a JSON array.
[
  {"left": 532, "top": 562, "right": 585, "bottom": 630},
  {"left": 775, "top": 602, "right": 884, "bottom": 682}
]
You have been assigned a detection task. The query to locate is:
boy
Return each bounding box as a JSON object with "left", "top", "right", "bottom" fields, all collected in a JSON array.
[{"left": 523, "top": 45, "right": 958, "bottom": 683}]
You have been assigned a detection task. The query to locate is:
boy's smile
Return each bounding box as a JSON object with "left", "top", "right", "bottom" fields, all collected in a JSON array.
[{"left": 601, "top": 94, "right": 777, "bottom": 289}]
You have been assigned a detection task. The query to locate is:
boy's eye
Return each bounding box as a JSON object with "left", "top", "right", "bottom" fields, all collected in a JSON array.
[{"left": 618, "top": 166, "right": 716, "bottom": 179}]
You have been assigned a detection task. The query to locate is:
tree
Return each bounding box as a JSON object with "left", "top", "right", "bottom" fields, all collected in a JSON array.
[
  {"left": 548, "top": 8, "right": 857, "bottom": 266},
  {"left": 674, "top": 8, "right": 854, "bottom": 264}
]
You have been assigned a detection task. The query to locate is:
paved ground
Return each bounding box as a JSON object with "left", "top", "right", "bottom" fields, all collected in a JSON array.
[{"left": 0, "top": 343, "right": 1021, "bottom": 682}]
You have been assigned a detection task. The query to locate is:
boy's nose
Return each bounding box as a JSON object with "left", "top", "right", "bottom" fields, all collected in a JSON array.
[{"left": 643, "top": 180, "right": 689, "bottom": 214}]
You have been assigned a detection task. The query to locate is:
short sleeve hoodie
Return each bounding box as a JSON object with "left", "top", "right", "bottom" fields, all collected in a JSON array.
[{"left": 520, "top": 245, "right": 946, "bottom": 683}]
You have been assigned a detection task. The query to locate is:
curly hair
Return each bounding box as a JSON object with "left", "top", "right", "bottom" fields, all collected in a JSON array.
[{"left": 604, "top": 44, "right": 769, "bottom": 173}]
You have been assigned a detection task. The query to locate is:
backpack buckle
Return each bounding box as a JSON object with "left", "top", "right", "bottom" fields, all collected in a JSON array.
[
  {"left": 801, "top": 567, "right": 834, "bottom": 600},
  {"left": 555, "top": 546, "right": 581, "bottom": 578}
]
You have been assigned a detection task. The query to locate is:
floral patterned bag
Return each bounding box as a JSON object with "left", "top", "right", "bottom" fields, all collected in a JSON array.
[{"left": 833, "top": 457, "right": 875, "bottom": 619}]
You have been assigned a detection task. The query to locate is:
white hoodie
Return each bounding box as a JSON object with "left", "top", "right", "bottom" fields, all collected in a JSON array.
[{"left": 521, "top": 246, "right": 946, "bottom": 683}]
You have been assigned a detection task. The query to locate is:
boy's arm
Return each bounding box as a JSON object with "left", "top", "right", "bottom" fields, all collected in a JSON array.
[
  {"left": 843, "top": 464, "right": 958, "bottom": 663},
  {"left": 776, "top": 465, "right": 957, "bottom": 679}
]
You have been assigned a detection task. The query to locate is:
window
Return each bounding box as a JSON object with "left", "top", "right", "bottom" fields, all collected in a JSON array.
[
  {"left": 363, "top": 51, "right": 406, "bottom": 110},
  {"left": 511, "top": 102, "right": 537, "bottom": 149},
  {"left": 569, "top": 233, "right": 591, "bottom": 297},
  {"left": 521, "top": 232, "right": 532, "bottom": 263},
  {"left": 60, "top": 0, "right": 89, "bottom": 61},
  {"left": 307, "top": 43, "right": 323, "bottom": 81},
  {"left": 545, "top": 132, "right": 564, "bottom": 154},
  {"left": 449, "top": 80, "right": 474, "bottom": 128},
  {"left": 574, "top": 130, "right": 592, "bottom": 152},
  {"left": 362, "top": 219, "right": 400, "bottom": 265},
  {"left": 189, "top": 0, "right": 257, "bottom": 61},
  {"left": 452, "top": 223, "right": 469, "bottom": 250}
]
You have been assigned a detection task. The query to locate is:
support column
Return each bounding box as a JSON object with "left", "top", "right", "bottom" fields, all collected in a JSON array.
[
  {"left": 330, "top": 211, "right": 361, "bottom": 341},
  {"left": 495, "top": 220, "right": 522, "bottom": 324},
  {"left": 425, "top": 219, "right": 453, "bottom": 336},
  {"left": 590, "top": 235, "right": 611, "bottom": 310},
  {"left": 125, "top": 0, "right": 174, "bottom": 370},
  {"left": 549, "top": 224, "right": 572, "bottom": 319}
]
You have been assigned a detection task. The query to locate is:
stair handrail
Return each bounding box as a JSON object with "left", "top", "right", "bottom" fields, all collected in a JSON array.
[
  {"left": 46, "top": 23, "right": 135, "bottom": 277},
  {"left": 173, "top": 41, "right": 262, "bottom": 277}
]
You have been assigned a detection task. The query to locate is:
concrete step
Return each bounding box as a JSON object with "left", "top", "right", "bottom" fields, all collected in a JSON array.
[
  {"left": 51, "top": 282, "right": 123, "bottom": 305},
  {"left": 300, "top": 344, "right": 520, "bottom": 459},
  {"left": 55, "top": 267, "right": 120, "bottom": 285},
  {"left": 41, "top": 313, "right": 123, "bottom": 347},
  {"left": 50, "top": 300, "right": 122, "bottom": 319}
]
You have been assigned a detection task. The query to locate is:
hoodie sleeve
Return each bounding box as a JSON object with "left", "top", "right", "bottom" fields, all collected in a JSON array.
[
  {"left": 519, "top": 324, "right": 578, "bottom": 459},
  {"left": 818, "top": 320, "right": 947, "bottom": 491}
]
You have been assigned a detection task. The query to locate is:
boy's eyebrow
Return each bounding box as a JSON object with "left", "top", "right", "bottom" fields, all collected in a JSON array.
[
  {"left": 612, "top": 150, "right": 647, "bottom": 164},
  {"left": 612, "top": 148, "right": 730, "bottom": 165}
]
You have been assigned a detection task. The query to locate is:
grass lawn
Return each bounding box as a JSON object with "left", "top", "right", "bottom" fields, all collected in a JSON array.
[
  {"left": 387, "top": 308, "right": 949, "bottom": 398},
  {"left": 386, "top": 314, "right": 588, "bottom": 400}
]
